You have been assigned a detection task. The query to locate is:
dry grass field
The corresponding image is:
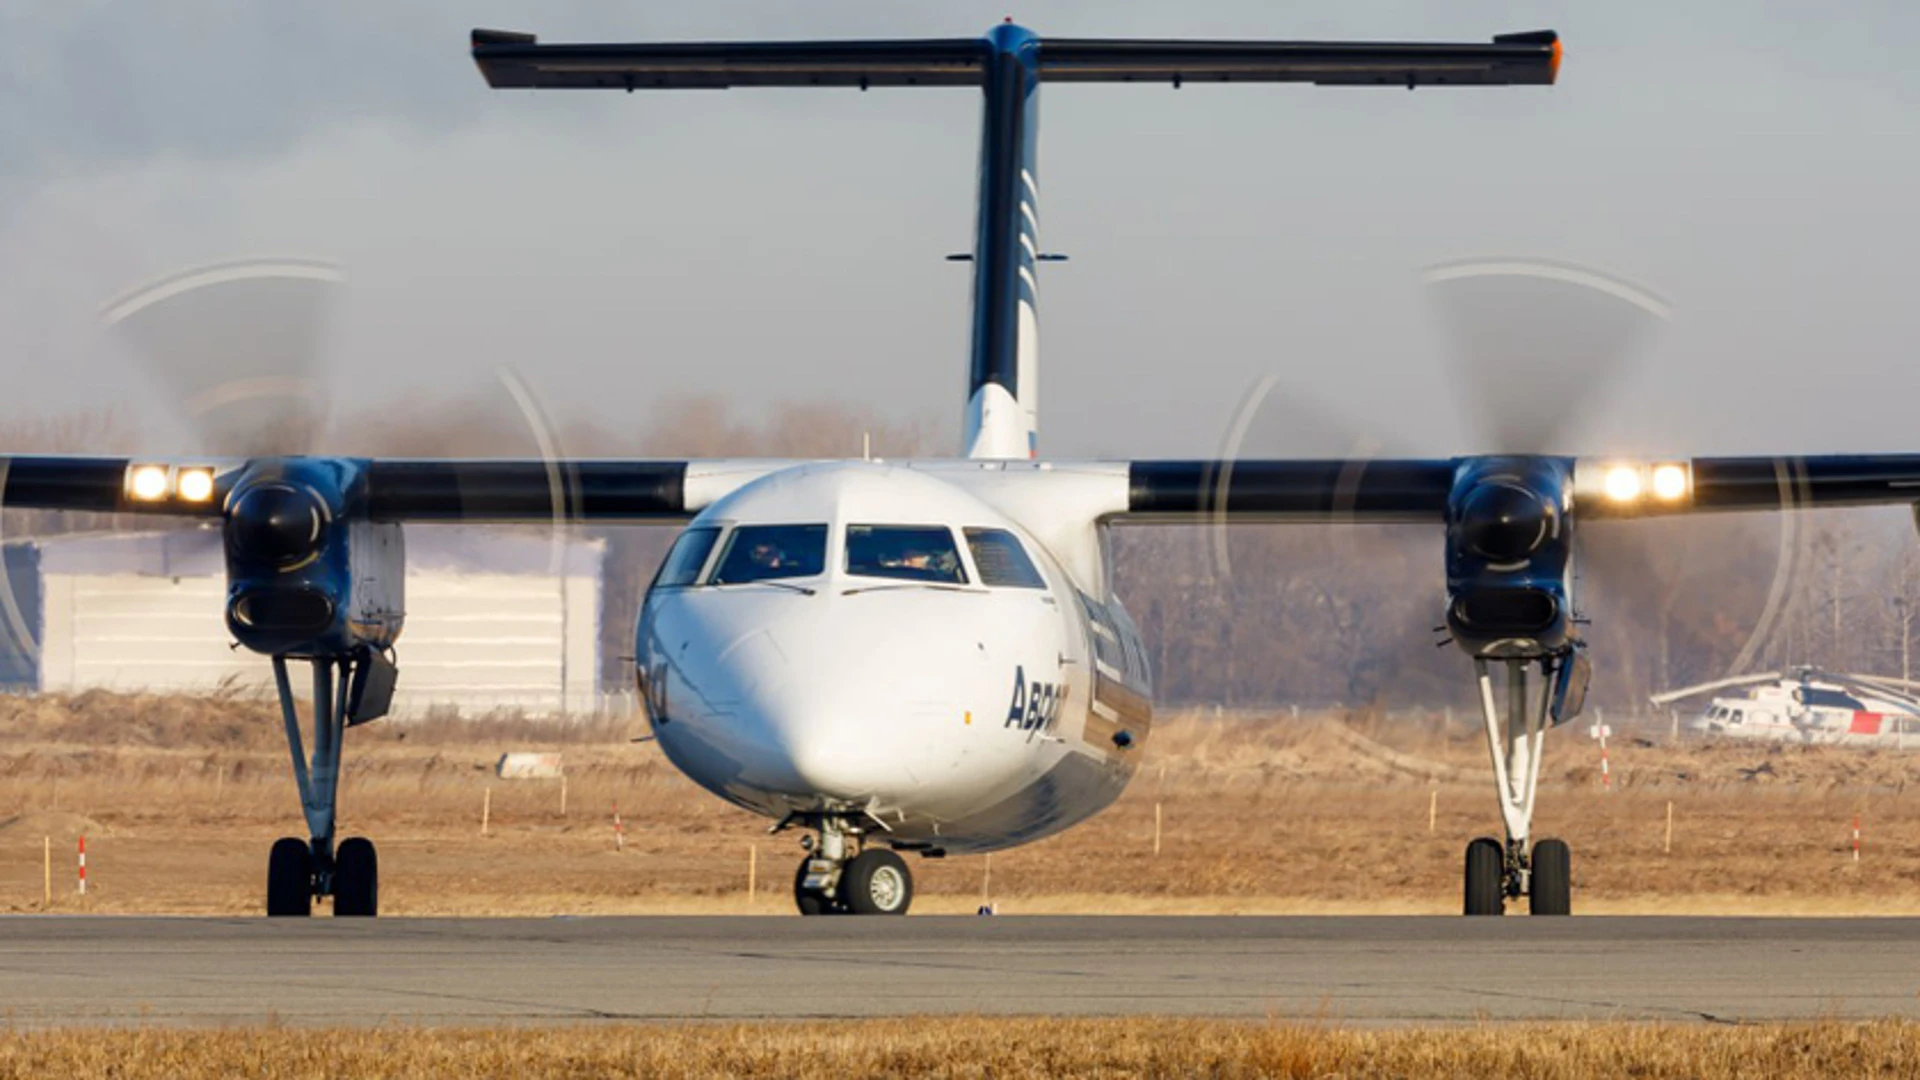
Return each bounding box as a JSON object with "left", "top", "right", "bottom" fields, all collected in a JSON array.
[
  {"left": 0, "top": 1019, "right": 1916, "bottom": 1079},
  {"left": 0, "top": 690, "right": 1917, "bottom": 915}
]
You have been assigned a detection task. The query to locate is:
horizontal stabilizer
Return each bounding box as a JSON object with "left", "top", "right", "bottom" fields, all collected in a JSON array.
[
  {"left": 473, "top": 29, "right": 1560, "bottom": 91},
  {"left": 1039, "top": 31, "right": 1559, "bottom": 87},
  {"left": 473, "top": 31, "right": 989, "bottom": 89}
]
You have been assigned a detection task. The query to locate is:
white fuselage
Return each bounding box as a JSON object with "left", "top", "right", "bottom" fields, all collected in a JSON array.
[{"left": 635, "top": 460, "right": 1152, "bottom": 853}]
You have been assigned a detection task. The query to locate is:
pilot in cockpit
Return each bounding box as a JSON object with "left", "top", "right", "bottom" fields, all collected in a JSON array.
[
  {"left": 748, "top": 540, "right": 788, "bottom": 571},
  {"left": 886, "top": 539, "right": 957, "bottom": 579}
]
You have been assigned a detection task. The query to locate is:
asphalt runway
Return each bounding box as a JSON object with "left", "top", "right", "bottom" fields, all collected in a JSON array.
[{"left": 1, "top": 916, "right": 1916, "bottom": 1027}]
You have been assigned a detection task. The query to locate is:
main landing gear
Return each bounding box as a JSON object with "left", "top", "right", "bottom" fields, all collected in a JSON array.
[
  {"left": 791, "top": 821, "right": 914, "bottom": 916},
  {"left": 1464, "top": 657, "right": 1573, "bottom": 916},
  {"left": 265, "top": 651, "right": 391, "bottom": 917}
]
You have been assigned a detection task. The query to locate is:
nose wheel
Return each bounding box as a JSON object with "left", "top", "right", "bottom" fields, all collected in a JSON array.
[
  {"left": 841, "top": 849, "right": 913, "bottom": 914},
  {"left": 793, "top": 855, "right": 845, "bottom": 915},
  {"left": 791, "top": 824, "right": 914, "bottom": 915}
]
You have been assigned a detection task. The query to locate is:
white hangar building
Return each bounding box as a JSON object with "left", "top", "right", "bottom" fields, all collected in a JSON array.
[{"left": 0, "top": 527, "right": 606, "bottom": 716}]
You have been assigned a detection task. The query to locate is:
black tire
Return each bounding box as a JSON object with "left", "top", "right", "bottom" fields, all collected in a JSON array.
[
  {"left": 333, "top": 837, "right": 379, "bottom": 917},
  {"left": 1463, "top": 836, "right": 1504, "bottom": 916},
  {"left": 1529, "top": 838, "right": 1572, "bottom": 916},
  {"left": 793, "top": 855, "right": 837, "bottom": 916},
  {"left": 267, "top": 837, "right": 313, "bottom": 917},
  {"left": 840, "top": 849, "right": 913, "bottom": 916}
]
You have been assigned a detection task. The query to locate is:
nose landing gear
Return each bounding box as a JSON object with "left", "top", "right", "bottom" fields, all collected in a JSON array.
[{"left": 791, "top": 821, "right": 914, "bottom": 915}]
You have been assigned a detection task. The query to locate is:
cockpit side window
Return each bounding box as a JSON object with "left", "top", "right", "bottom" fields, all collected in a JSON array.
[
  {"left": 845, "top": 525, "right": 967, "bottom": 584},
  {"left": 963, "top": 527, "right": 1047, "bottom": 589},
  {"left": 652, "top": 527, "right": 722, "bottom": 589},
  {"left": 711, "top": 524, "right": 828, "bottom": 583}
]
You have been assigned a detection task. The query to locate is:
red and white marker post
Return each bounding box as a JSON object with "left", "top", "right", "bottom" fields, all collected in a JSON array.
[
  {"left": 613, "top": 801, "right": 626, "bottom": 852},
  {"left": 77, "top": 836, "right": 87, "bottom": 897},
  {"left": 1590, "top": 720, "right": 1613, "bottom": 792}
]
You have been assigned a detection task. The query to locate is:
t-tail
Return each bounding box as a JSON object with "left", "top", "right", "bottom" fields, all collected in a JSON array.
[
  {"left": 472, "top": 22, "right": 1561, "bottom": 459},
  {"left": 965, "top": 23, "right": 1044, "bottom": 460}
]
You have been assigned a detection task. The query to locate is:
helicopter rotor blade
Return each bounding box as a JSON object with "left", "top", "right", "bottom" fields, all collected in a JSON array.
[{"left": 1647, "top": 669, "right": 1786, "bottom": 707}]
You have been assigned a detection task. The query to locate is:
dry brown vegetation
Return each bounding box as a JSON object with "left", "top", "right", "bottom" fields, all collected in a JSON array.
[
  {"left": 1, "top": 691, "right": 1918, "bottom": 915},
  {"left": 0, "top": 1019, "right": 1917, "bottom": 1079}
]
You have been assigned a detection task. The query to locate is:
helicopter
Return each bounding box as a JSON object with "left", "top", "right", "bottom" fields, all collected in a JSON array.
[{"left": 1653, "top": 667, "right": 1920, "bottom": 747}]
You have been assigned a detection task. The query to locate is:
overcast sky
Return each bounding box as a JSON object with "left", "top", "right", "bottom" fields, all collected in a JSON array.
[{"left": 4, "top": 1, "right": 1919, "bottom": 459}]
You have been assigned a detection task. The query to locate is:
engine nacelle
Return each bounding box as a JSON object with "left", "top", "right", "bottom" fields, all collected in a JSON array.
[
  {"left": 1444, "top": 455, "right": 1576, "bottom": 660},
  {"left": 223, "top": 458, "right": 404, "bottom": 658}
]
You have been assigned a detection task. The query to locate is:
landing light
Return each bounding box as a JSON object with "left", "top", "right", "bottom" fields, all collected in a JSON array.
[
  {"left": 128, "top": 464, "right": 169, "bottom": 502},
  {"left": 176, "top": 467, "right": 216, "bottom": 503},
  {"left": 1602, "top": 465, "right": 1641, "bottom": 503},
  {"left": 1651, "top": 463, "right": 1688, "bottom": 502},
  {"left": 1578, "top": 459, "right": 1691, "bottom": 511}
]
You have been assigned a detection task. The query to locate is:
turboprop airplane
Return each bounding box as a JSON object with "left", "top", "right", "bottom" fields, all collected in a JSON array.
[{"left": 11, "top": 22, "right": 1920, "bottom": 920}]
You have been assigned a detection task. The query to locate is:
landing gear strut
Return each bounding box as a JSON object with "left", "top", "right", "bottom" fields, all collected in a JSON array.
[
  {"left": 1465, "top": 657, "right": 1573, "bottom": 916},
  {"left": 265, "top": 651, "right": 385, "bottom": 917},
  {"left": 791, "top": 821, "right": 913, "bottom": 916}
]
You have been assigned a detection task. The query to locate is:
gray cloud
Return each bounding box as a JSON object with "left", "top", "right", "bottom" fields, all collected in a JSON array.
[{"left": 5, "top": 1, "right": 1920, "bottom": 460}]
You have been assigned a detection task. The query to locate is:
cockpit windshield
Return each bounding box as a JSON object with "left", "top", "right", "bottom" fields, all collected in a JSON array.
[
  {"left": 845, "top": 525, "right": 967, "bottom": 584},
  {"left": 652, "top": 526, "right": 721, "bottom": 588},
  {"left": 964, "top": 527, "right": 1047, "bottom": 589},
  {"left": 711, "top": 524, "right": 828, "bottom": 584}
]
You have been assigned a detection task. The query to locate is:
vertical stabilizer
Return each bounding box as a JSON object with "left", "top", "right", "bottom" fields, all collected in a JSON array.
[
  {"left": 470, "top": 23, "right": 1561, "bottom": 463},
  {"left": 963, "top": 24, "right": 1042, "bottom": 460}
]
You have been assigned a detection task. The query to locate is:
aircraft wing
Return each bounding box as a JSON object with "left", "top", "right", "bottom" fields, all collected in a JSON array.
[
  {"left": 12, "top": 452, "right": 1920, "bottom": 524},
  {"left": 0, "top": 456, "right": 793, "bottom": 522},
  {"left": 1122, "top": 459, "right": 1456, "bottom": 522},
  {"left": 1119, "top": 454, "right": 1920, "bottom": 523},
  {"left": 1683, "top": 454, "right": 1920, "bottom": 515},
  {"left": 471, "top": 29, "right": 1559, "bottom": 91},
  {"left": 0, "top": 457, "right": 168, "bottom": 516}
]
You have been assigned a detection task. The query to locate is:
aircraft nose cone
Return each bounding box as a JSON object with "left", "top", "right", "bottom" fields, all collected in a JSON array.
[
  {"left": 743, "top": 613, "right": 984, "bottom": 802},
  {"left": 651, "top": 584, "right": 1005, "bottom": 807},
  {"left": 779, "top": 714, "right": 900, "bottom": 801}
]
